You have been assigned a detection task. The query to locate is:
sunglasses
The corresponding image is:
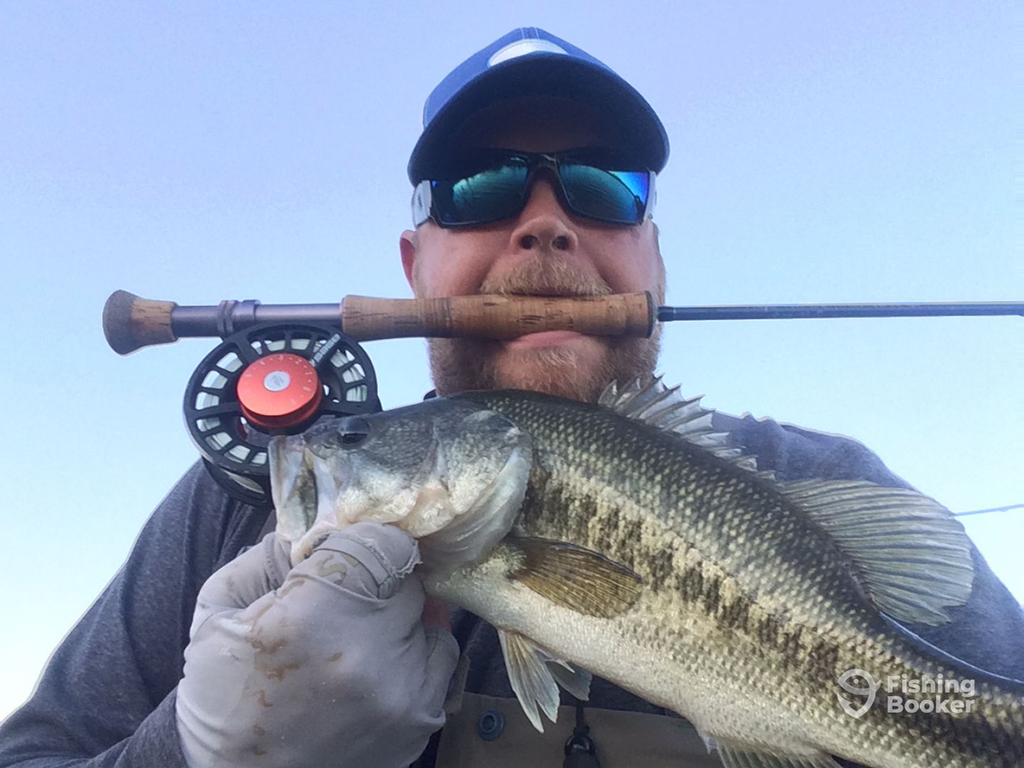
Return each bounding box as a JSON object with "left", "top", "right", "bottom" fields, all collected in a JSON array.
[{"left": 411, "top": 149, "right": 656, "bottom": 228}]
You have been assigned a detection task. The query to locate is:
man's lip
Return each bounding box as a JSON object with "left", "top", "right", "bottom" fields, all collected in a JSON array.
[
  {"left": 502, "top": 292, "right": 595, "bottom": 298},
  {"left": 505, "top": 330, "right": 587, "bottom": 349}
]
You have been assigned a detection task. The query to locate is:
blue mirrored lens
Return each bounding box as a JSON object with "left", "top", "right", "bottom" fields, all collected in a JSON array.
[
  {"left": 432, "top": 159, "right": 529, "bottom": 225},
  {"left": 559, "top": 164, "right": 649, "bottom": 224}
]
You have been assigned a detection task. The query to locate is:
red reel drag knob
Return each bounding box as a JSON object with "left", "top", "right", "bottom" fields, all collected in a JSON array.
[
  {"left": 184, "top": 322, "right": 379, "bottom": 507},
  {"left": 236, "top": 352, "right": 323, "bottom": 430}
]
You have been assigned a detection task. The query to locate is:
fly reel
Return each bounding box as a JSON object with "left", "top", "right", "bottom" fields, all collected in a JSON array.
[{"left": 183, "top": 322, "right": 380, "bottom": 506}]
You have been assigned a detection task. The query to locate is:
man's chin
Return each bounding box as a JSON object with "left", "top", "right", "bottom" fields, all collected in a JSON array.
[
  {"left": 488, "top": 342, "right": 605, "bottom": 400},
  {"left": 426, "top": 329, "right": 660, "bottom": 404}
]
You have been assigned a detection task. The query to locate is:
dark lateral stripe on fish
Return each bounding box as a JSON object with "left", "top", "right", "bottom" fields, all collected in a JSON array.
[
  {"left": 523, "top": 468, "right": 842, "bottom": 676},
  {"left": 522, "top": 467, "right": 1023, "bottom": 759}
]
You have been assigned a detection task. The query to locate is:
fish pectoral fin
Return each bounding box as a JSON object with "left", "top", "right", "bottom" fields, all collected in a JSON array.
[
  {"left": 710, "top": 737, "right": 842, "bottom": 768},
  {"left": 779, "top": 480, "right": 975, "bottom": 626},
  {"left": 509, "top": 537, "right": 643, "bottom": 618},
  {"left": 497, "top": 629, "right": 592, "bottom": 733}
]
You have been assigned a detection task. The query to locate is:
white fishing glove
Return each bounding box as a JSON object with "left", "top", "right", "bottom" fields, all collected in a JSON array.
[{"left": 175, "top": 522, "right": 459, "bottom": 768}]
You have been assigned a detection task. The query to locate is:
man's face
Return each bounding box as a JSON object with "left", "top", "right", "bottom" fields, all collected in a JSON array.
[{"left": 400, "top": 96, "right": 665, "bottom": 402}]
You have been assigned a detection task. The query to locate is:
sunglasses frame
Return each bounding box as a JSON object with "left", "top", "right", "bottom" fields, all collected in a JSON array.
[{"left": 411, "top": 150, "right": 656, "bottom": 228}]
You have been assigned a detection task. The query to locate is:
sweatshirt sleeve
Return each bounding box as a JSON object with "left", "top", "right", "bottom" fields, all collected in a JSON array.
[
  {"left": 725, "top": 413, "right": 1024, "bottom": 681},
  {"left": 0, "top": 463, "right": 271, "bottom": 768}
]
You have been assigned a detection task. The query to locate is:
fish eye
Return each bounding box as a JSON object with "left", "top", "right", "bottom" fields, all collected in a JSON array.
[
  {"left": 340, "top": 430, "right": 368, "bottom": 446},
  {"left": 305, "top": 416, "right": 371, "bottom": 456},
  {"left": 336, "top": 417, "right": 370, "bottom": 448}
]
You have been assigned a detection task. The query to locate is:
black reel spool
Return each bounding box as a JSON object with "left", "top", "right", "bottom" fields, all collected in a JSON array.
[{"left": 184, "top": 322, "right": 380, "bottom": 506}]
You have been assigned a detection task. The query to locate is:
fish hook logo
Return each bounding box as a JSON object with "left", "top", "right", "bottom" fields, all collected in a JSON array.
[{"left": 837, "top": 668, "right": 879, "bottom": 719}]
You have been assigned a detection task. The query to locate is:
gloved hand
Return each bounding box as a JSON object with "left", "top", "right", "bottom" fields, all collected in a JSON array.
[{"left": 175, "top": 521, "right": 459, "bottom": 768}]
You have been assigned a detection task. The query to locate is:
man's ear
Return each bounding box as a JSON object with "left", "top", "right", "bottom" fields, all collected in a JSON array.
[{"left": 400, "top": 230, "right": 417, "bottom": 288}]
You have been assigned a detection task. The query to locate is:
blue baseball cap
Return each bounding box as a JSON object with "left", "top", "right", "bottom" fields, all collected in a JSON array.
[{"left": 407, "top": 27, "right": 669, "bottom": 183}]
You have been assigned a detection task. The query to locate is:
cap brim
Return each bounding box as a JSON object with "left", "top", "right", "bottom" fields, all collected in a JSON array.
[{"left": 408, "top": 54, "right": 668, "bottom": 183}]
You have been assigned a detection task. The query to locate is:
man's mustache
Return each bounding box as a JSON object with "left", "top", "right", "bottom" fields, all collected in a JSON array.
[{"left": 479, "top": 256, "right": 610, "bottom": 298}]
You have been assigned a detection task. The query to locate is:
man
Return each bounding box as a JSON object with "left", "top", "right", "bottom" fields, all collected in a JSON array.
[{"left": 1, "top": 28, "right": 1021, "bottom": 768}]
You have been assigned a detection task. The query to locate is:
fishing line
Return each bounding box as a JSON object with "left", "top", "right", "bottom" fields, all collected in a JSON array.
[{"left": 954, "top": 504, "right": 1024, "bottom": 518}]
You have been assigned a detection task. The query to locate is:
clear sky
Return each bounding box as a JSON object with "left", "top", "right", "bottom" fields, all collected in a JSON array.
[{"left": 1, "top": 2, "right": 1020, "bottom": 720}]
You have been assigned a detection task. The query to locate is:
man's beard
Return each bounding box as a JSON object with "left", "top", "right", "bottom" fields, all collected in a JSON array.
[
  {"left": 423, "top": 256, "right": 663, "bottom": 403},
  {"left": 427, "top": 331, "right": 662, "bottom": 403}
]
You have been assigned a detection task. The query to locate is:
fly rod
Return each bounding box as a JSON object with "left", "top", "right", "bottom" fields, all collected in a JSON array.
[{"left": 103, "top": 290, "right": 1023, "bottom": 355}]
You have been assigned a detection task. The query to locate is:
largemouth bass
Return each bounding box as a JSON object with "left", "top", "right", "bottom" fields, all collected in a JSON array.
[{"left": 269, "top": 378, "right": 1024, "bottom": 768}]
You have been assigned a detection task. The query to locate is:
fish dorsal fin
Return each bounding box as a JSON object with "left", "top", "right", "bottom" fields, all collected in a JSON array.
[
  {"left": 497, "top": 629, "right": 592, "bottom": 732},
  {"left": 599, "top": 376, "right": 768, "bottom": 477},
  {"left": 778, "top": 479, "right": 975, "bottom": 626}
]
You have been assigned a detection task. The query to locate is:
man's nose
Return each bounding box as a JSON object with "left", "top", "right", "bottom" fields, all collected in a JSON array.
[{"left": 508, "top": 176, "right": 579, "bottom": 253}]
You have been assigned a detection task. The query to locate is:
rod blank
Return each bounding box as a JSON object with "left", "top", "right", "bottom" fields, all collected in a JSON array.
[{"left": 657, "top": 302, "right": 1024, "bottom": 322}]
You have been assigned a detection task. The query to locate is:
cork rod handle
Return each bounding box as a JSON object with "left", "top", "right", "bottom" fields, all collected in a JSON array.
[
  {"left": 103, "top": 290, "right": 179, "bottom": 355},
  {"left": 102, "top": 291, "right": 656, "bottom": 354},
  {"left": 340, "top": 293, "right": 655, "bottom": 341}
]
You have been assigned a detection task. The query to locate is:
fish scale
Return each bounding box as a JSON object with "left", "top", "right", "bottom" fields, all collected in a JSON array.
[
  {"left": 441, "top": 389, "right": 1024, "bottom": 767},
  {"left": 271, "top": 380, "right": 1024, "bottom": 768}
]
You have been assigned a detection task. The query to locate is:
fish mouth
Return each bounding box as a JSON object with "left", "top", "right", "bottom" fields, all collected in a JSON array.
[{"left": 269, "top": 434, "right": 321, "bottom": 558}]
